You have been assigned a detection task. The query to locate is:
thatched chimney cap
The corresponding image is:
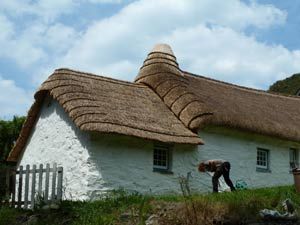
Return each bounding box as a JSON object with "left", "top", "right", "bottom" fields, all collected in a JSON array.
[
  {"left": 135, "top": 44, "right": 213, "bottom": 131},
  {"left": 150, "top": 43, "right": 174, "bottom": 55},
  {"left": 135, "top": 43, "right": 180, "bottom": 83}
]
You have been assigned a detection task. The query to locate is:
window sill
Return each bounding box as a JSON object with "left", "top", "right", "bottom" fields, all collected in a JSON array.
[
  {"left": 256, "top": 167, "right": 271, "bottom": 173},
  {"left": 153, "top": 168, "right": 174, "bottom": 175}
]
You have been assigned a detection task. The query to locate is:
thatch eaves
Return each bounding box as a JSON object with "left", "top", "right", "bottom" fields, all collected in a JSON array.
[
  {"left": 184, "top": 72, "right": 300, "bottom": 143},
  {"left": 7, "top": 68, "right": 203, "bottom": 162}
]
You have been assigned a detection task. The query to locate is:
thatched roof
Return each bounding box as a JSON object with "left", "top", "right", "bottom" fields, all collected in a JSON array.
[
  {"left": 136, "top": 44, "right": 300, "bottom": 143},
  {"left": 7, "top": 68, "right": 203, "bottom": 162},
  {"left": 135, "top": 44, "right": 214, "bottom": 131},
  {"left": 185, "top": 72, "right": 300, "bottom": 142},
  {"left": 7, "top": 43, "right": 300, "bottom": 161}
]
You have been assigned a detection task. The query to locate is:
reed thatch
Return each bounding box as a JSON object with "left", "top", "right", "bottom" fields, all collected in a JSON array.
[
  {"left": 136, "top": 44, "right": 300, "bottom": 142},
  {"left": 7, "top": 68, "right": 202, "bottom": 162},
  {"left": 185, "top": 72, "right": 300, "bottom": 143},
  {"left": 135, "top": 44, "right": 214, "bottom": 131}
]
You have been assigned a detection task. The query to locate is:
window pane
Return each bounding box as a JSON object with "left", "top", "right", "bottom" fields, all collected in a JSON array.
[
  {"left": 257, "top": 148, "right": 269, "bottom": 169},
  {"left": 153, "top": 146, "right": 170, "bottom": 170}
]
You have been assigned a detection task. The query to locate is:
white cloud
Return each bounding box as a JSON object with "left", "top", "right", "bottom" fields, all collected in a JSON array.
[
  {"left": 0, "top": 75, "right": 33, "bottom": 117},
  {"left": 0, "top": 0, "right": 123, "bottom": 22},
  {"left": 0, "top": 14, "right": 79, "bottom": 68},
  {"left": 58, "top": 0, "right": 296, "bottom": 89},
  {"left": 0, "top": 13, "right": 46, "bottom": 67},
  {"left": 0, "top": 14, "right": 14, "bottom": 40},
  {"left": 0, "top": 0, "right": 76, "bottom": 22},
  {"left": 165, "top": 25, "right": 300, "bottom": 89}
]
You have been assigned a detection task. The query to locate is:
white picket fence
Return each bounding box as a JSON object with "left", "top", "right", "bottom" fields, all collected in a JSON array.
[{"left": 10, "top": 163, "right": 63, "bottom": 209}]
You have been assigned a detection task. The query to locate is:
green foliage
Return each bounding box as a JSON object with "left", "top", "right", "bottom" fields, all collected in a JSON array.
[
  {"left": 0, "top": 186, "right": 299, "bottom": 225},
  {"left": 268, "top": 73, "right": 300, "bottom": 95},
  {"left": 0, "top": 116, "right": 26, "bottom": 161},
  {"left": 0, "top": 206, "right": 18, "bottom": 225},
  {"left": 0, "top": 190, "right": 152, "bottom": 225},
  {"left": 64, "top": 190, "right": 151, "bottom": 225}
]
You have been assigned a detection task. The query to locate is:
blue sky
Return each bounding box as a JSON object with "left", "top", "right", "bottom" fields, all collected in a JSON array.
[{"left": 0, "top": 0, "right": 300, "bottom": 118}]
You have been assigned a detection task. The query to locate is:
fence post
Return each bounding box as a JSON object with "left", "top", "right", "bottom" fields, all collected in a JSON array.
[
  {"left": 51, "top": 163, "right": 57, "bottom": 201},
  {"left": 31, "top": 165, "right": 36, "bottom": 209},
  {"left": 45, "top": 163, "right": 50, "bottom": 203},
  {"left": 17, "top": 166, "right": 23, "bottom": 209},
  {"left": 24, "top": 165, "right": 30, "bottom": 209},
  {"left": 38, "top": 164, "right": 43, "bottom": 197},
  {"left": 57, "top": 167, "right": 63, "bottom": 201}
]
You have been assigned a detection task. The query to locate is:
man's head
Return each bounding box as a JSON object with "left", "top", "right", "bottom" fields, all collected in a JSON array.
[{"left": 198, "top": 162, "right": 206, "bottom": 172}]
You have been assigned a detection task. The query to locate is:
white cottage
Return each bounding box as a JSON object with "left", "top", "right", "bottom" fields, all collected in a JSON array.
[{"left": 7, "top": 44, "right": 300, "bottom": 200}]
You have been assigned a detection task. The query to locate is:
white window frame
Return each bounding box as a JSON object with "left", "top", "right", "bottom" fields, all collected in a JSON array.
[
  {"left": 256, "top": 148, "right": 269, "bottom": 170},
  {"left": 290, "top": 148, "right": 299, "bottom": 169},
  {"left": 153, "top": 144, "right": 172, "bottom": 171}
]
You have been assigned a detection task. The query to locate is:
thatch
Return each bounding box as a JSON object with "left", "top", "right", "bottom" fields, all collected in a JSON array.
[
  {"left": 184, "top": 72, "right": 300, "bottom": 143},
  {"left": 135, "top": 44, "right": 214, "bottom": 131},
  {"left": 136, "top": 44, "right": 300, "bottom": 143},
  {"left": 7, "top": 68, "right": 202, "bottom": 162}
]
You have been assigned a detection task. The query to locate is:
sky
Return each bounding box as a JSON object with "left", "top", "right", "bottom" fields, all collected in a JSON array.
[{"left": 0, "top": 0, "right": 300, "bottom": 118}]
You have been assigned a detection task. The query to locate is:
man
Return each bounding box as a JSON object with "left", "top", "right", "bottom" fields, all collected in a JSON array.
[{"left": 198, "top": 159, "right": 236, "bottom": 193}]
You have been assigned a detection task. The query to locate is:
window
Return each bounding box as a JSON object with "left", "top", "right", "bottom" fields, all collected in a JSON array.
[
  {"left": 256, "top": 148, "right": 269, "bottom": 171},
  {"left": 153, "top": 144, "right": 172, "bottom": 172},
  {"left": 290, "top": 148, "right": 299, "bottom": 169}
]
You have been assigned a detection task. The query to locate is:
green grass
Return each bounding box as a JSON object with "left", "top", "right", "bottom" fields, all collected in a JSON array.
[{"left": 0, "top": 186, "right": 299, "bottom": 225}]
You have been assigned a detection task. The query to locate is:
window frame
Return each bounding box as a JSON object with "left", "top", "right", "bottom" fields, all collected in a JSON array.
[
  {"left": 153, "top": 144, "right": 173, "bottom": 173},
  {"left": 289, "top": 148, "right": 299, "bottom": 170},
  {"left": 256, "top": 148, "right": 270, "bottom": 172}
]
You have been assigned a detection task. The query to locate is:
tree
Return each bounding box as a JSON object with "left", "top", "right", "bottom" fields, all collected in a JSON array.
[
  {"left": 268, "top": 73, "right": 300, "bottom": 95},
  {"left": 0, "top": 116, "right": 26, "bottom": 161}
]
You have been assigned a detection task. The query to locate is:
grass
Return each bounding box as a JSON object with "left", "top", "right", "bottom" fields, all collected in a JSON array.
[{"left": 0, "top": 186, "right": 299, "bottom": 225}]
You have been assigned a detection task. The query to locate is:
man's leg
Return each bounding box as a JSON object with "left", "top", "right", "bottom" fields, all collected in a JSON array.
[
  {"left": 222, "top": 162, "right": 236, "bottom": 191},
  {"left": 212, "top": 169, "right": 222, "bottom": 193}
]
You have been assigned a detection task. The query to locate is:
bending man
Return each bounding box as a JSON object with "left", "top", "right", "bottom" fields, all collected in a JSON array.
[{"left": 198, "top": 159, "right": 236, "bottom": 193}]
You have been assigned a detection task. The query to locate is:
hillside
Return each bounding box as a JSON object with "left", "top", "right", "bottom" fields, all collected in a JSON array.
[{"left": 268, "top": 73, "right": 300, "bottom": 95}]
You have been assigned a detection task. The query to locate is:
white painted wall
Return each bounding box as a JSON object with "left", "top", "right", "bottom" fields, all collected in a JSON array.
[
  {"left": 195, "top": 127, "right": 300, "bottom": 192},
  {"left": 18, "top": 96, "right": 92, "bottom": 200},
  {"left": 18, "top": 96, "right": 300, "bottom": 200},
  {"left": 87, "top": 128, "right": 300, "bottom": 195},
  {"left": 87, "top": 134, "right": 199, "bottom": 197}
]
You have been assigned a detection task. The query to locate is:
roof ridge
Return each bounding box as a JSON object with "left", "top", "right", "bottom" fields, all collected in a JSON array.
[
  {"left": 184, "top": 71, "right": 300, "bottom": 100},
  {"left": 54, "top": 68, "right": 144, "bottom": 88}
]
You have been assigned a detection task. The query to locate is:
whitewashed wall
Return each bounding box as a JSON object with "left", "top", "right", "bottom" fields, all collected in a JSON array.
[
  {"left": 18, "top": 96, "right": 92, "bottom": 200},
  {"left": 87, "top": 134, "right": 199, "bottom": 197},
  {"left": 195, "top": 127, "right": 300, "bottom": 192},
  {"left": 18, "top": 96, "right": 300, "bottom": 200}
]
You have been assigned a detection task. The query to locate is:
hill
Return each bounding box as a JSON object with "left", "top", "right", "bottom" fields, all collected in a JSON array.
[{"left": 268, "top": 73, "right": 300, "bottom": 96}]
